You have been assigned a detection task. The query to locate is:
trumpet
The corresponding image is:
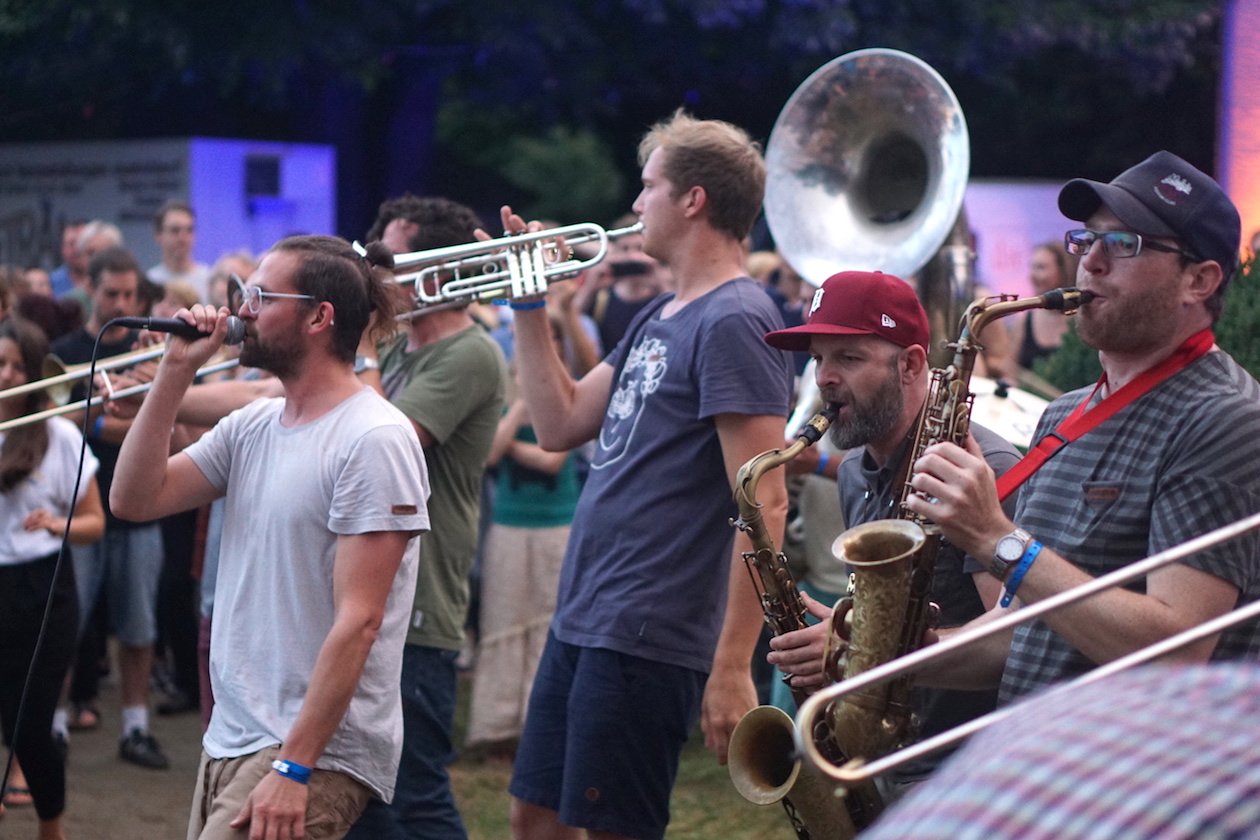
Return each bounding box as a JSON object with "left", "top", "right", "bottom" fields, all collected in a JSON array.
[
  {"left": 379, "top": 220, "right": 644, "bottom": 311},
  {"left": 793, "top": 511, "right": 1260, "bottom": 786}
]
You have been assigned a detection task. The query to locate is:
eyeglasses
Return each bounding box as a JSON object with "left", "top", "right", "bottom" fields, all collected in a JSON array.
[
  {"left": 1064, "top": 229, "right": 1199, "bottom": 261},
  {"left": 229, "top": 273, "right": 316, "bottom": 316}
]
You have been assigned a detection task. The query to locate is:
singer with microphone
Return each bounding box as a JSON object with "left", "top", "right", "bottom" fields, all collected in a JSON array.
[
  {"left": 110, "top": 234, "right": 431, "bottom": 840},
  {"left": 48, "top": 245, "right": 173, "bottom": 770}
]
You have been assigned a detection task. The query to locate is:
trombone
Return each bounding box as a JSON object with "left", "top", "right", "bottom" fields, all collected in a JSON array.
[
  {"left": 0, "top": 343, "right": 172, "bottom": 407},
  {"left": 380, "top": 220, "right": 644, "bottom": 311},
  {"left": 793, "top": 512, "right": 1260, "bottom": 786},
  {"left": 0, "top": 352, "right": 240, "bottom": 432}
]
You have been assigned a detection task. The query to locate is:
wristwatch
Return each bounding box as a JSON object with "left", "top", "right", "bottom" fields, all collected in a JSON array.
[
  {"left": 353, "top": 355, "right": 380, "bottom": 375},
  {"left": 990, "top": 528, "right": 1032, "bottom": 581}
]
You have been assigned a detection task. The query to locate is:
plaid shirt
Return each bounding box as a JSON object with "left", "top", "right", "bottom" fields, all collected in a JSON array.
[
  {"left": 1000, "top": 351, "right": 1260, "bottom": 704},
  {"left": 861, "top": 664, "right": 1260, "bottom": 839}
]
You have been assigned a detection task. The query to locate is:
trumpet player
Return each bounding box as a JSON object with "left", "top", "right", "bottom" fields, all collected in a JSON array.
[
  {"left": 762, "top": 270, "right": 1021, "bottom": 793},
  {"left": 901, "top": 152, "right": 1260, "bottom": 707},
  {"left": 346, "top": 194, "right": 508, "bottom": 840},
  {"left": 505, "top": 110, "right": 793, "bottom": 840}
]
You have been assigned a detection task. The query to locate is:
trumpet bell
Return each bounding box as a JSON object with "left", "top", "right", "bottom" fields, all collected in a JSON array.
[{"left": 765, "top": 48, "right": 970, "bottom": 285}]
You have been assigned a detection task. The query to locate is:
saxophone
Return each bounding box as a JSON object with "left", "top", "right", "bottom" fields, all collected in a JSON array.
[
  {"left": 726, "top": 406, "right": 882, "bottom": 840},
  {"left": 821, "top": 287, "right": 1094, "bottom": 768}
]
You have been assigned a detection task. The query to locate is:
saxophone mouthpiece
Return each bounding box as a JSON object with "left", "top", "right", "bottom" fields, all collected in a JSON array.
[{"left": 1044, "top": 287, "right": 1095, "bottom": 313}]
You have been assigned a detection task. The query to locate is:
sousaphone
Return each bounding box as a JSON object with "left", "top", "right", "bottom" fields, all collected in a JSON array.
[
  {"left": 729, "top": 48, "right": 973, "bottom": 838},
  {"left": 764, "top": 47, "right": 972, "bottom": 367}
]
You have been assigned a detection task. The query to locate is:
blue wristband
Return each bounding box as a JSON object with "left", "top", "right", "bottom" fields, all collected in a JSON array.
[
  {"left": 271, "top": 758, "right": 312, "bottom": 785},
  {"left": 999, "top": 539, "right": 1043, "bottom": 608},
  {"left": 814, "top": 450, "right": 830, "bottom": 476},
  {"left": 510, "top": 300, "right": 546, "bottom": 311},
  {"left": 90, "top": 414, "right": 105, "bottom": 441}
]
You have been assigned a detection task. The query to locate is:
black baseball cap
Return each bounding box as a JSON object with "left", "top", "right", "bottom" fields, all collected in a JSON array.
[{"left": 1058, "top": 150, "right": 1240, "bottom": 275}]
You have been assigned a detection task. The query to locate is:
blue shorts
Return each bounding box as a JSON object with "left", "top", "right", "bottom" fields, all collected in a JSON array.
[
  {"left": 72, "top": 524, "right": 164, "bottom": 647},
  {"left": 509, "top": 632, "right": 706, "bottom": 840}
]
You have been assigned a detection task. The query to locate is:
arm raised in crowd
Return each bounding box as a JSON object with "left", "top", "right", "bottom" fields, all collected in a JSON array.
[{"left": 493, "top": 206, "right": 612, "bottom": 452}]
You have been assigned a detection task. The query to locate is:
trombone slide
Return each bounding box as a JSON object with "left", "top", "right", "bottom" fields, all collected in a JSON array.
[
  {"left": 0, "top": 358, "right": 240, "bottom": 433},
  {"left": 794, "top": 510, "right": 1260, "bottom": 785}
]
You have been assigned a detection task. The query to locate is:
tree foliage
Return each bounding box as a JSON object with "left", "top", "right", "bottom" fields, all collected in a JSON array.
[
  {"left": 0, "top": 0, "right": 1228, "bottom": 232},
  {"left": 1215, "top": 255, "right": 1260, "bottom": 378}
]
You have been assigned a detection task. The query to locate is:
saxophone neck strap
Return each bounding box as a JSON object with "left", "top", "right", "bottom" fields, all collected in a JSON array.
[{"left": 995, "top": 328, "right": 1215, "bottom": 502}]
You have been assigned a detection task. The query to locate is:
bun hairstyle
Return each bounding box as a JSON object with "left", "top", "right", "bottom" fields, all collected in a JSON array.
[
  {"left": 358, "top": 239, "right": 407, "bottom": 349},
  {"left": 270, "top": 235, "right": 406, "bottom": 363}
]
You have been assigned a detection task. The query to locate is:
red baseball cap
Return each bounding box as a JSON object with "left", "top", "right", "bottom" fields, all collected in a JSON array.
[{"left": 764, "top": 270, "right": 930, "bottom": 352}]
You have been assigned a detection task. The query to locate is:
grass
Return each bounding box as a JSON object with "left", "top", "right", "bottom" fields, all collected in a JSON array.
[{"left": 449, "top": 673, "right": 791, "bottom": 839}]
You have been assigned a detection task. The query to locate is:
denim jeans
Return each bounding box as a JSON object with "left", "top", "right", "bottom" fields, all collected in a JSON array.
[{"left": 345, "top": 644, "right": 467, "bottom": 840}]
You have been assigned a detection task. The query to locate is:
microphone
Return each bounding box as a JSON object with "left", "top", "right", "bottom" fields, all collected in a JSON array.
[{"left": 111, "top": 316, "right": 246, "bottom": 346}]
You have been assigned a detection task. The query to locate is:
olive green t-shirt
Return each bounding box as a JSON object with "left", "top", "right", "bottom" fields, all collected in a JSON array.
[{"left": 379, "top": 325, "right": 507, "bottom": 649}]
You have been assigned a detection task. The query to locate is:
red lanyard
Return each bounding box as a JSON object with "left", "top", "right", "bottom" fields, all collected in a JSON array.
[{"left": 995, "top": 328, "right": 1216, "bottom": 502}]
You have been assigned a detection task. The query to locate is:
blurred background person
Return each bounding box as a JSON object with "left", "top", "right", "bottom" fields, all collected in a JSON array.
[
  {"left": 745, "top": 249, "right": 782, "bottom": 286},
  {"left": 60, "top": 221, "right": 124, "bottom": 322},
  {"left": 205, "top": 250, "right": 257, "bottom": 312},
  {"left": 576, "top": 212, "right": 667, "bottom": 352},
  {"left": 0, "top": 317, "right": 105, "bottom": 838},
  {"left": 19, "top": 267, "right": 53, "bottom": 300},
  {"left": 147, "top": 200, "right": 211, "bottom": 301},
  {"left": 1006, "top": 241, "right": 1076, "bottom": 376},
  {"left": 47, "top": 221, "right": 87, "bottom": 301},
  {"left": 50, "top": 246, "right": 171, "bottom": 770},
  {"left": 465, "top": 316, "right": 581, "bottom": 761}
]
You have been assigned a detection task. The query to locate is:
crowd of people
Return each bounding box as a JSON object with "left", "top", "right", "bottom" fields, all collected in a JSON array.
[{"left": 0, "top": 116, "right": 1257, "bottom": 840}]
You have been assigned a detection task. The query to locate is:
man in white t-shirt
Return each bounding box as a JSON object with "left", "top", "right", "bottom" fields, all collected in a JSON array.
[
  {"left": 111, "top": 234, "right": 430, "bottom": 840},
  {"left": 148, "top": 200, "right": 212, "bottom": 301}
]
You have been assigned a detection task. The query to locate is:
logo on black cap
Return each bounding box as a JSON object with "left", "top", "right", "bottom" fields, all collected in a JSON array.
[{"left": 1155, "top": 173, "right": 1192, "bottom": 207}]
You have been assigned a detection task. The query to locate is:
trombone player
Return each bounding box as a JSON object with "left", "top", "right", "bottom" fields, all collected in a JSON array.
[{"left": 900, "top": 152, "right": 1260, "bottom": 706}]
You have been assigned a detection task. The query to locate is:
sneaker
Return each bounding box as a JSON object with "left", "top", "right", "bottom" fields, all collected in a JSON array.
[{"left": 119, "top": 730, "right": 170, "bottom": 770}]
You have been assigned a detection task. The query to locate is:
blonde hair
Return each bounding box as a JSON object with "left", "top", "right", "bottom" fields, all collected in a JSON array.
[
  {"left": 637, "top": 109, "right": 766, "bottom": 241},
  {"left": 162, "top": 279, "right": 200, "bottom": 308},
  {"left": 746, "top": 250, "right": 782, "bottom": 284}
]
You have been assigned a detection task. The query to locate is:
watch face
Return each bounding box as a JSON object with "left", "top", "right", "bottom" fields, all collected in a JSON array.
[{"left": 997, "top": 535, "right": 1024, "bottom": 561}]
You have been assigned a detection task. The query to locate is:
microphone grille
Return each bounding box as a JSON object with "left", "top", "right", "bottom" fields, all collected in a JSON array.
[{"left": 224, "top": 316, "right": 246, "bottom": 346}]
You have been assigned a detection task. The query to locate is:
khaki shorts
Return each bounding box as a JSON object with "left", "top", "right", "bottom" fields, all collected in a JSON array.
[{"left": 188, "top": 745, "right": 371, "bottom": 840}]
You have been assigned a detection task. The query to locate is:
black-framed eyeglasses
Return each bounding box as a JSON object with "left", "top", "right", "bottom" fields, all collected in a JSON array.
[
  {"left": 1064, "top": 229, "right": 1199, "bottom": 261},
  {"left": 229, "top": 273, "right": 316, "bottom": 316}
]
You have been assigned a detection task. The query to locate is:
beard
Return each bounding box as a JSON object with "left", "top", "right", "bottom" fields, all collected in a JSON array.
[
  {"left": 1076, "top": 280, "right": 1180, "bottom": 355},
  {"left": 239, "top": 325, "right": 303, "bottom": 379},
  {"left": 825, "top": 362, "right": 905, "bottom": 450}
]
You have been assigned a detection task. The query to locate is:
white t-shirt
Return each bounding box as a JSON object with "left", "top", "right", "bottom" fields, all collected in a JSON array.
[
  {"left": 184, "top": 387, "right": 430, "bottom": 800},
  {"left": 149, "top": 262, "right": 213, "bottom": 302},
  {"left": 0, "top": 417, "right": 99, "bottom": 566}
]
